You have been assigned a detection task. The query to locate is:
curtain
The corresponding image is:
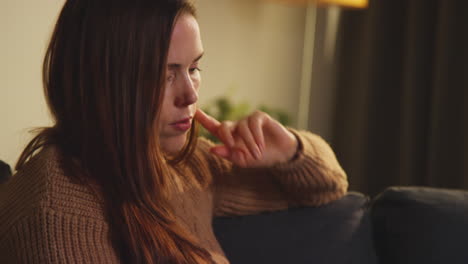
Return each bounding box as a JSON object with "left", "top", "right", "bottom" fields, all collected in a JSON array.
[{"left": 331, "top": 0, "right": 468, "bottom": 196}]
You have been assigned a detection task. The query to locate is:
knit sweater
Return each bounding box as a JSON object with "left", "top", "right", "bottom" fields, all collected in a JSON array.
[{"left": 0, "top": 130, "right": 348, "bottom": 263}]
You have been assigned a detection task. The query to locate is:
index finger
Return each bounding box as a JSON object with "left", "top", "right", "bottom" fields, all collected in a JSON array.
[{"left": 195, "top": 109, "right": 221, "bottom": 136}]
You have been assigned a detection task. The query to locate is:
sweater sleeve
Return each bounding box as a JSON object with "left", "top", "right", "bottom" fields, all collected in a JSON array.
[
  {"left": 269, "top": 130, "right": 348, "bottom": 206},
  {"left": 0, "top": 208, "right": 120, "bottom": 264},
  {"left": 202, "top": 129, "right": 348, "bottom": 217}
]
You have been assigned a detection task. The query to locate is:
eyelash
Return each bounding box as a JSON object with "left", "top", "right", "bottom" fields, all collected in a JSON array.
[
  {"left": 189, "top": 67, "right": 202, "bottom": 73},
  {"left": 167, "top": 68, "right": 202, "bottom": 82}
]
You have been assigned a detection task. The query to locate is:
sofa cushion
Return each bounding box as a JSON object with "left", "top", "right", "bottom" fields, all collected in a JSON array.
[
  {"left": 213, "top": 192, "right": 377, "bottom": 264},
  {"left": 371, "top": 186, "right": 468, "bottom": 264}
]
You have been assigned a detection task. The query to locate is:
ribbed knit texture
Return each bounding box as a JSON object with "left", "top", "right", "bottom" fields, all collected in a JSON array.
[{"left": 0, "top": 130, "right": 347, "bottom": 263}]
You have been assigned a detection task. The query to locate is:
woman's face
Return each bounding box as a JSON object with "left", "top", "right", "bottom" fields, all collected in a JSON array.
[{"left": 159, "top": 14, "right": 204, "bottom": 154}]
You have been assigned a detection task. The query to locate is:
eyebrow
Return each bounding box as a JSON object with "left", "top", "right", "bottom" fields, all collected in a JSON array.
[{"left": 168, "top": 52, "right": 204, "bottom": 69}]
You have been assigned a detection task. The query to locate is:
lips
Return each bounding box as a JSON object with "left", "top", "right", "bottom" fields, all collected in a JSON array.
[{"left": 170, "top": 117, "right": 192, "bottom": 132}]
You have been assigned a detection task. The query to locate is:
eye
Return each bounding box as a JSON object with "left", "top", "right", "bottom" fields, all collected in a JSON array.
[
  {"left": 167, "top": 72, "right": 176, "bottom": 82},
  {"left": 189, "top": 67, "right": 202, "bottom": 74}
]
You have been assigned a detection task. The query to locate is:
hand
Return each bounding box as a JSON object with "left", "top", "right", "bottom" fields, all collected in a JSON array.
[{"left": 195, "top": 109, "right": 298, "bottom": 168}]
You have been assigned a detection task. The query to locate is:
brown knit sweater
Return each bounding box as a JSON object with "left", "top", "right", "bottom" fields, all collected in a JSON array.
[{"left": 0, "top": 130, "right": 348, "bottom": 263}]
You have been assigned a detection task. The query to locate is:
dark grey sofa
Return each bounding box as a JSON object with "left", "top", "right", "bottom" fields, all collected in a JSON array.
[{"left": 213, "top": 187, "right": 468, "bottom": 264}]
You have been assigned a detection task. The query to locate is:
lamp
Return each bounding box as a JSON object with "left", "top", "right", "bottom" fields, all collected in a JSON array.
[
  {"left": 317, "top": 0, "right": 367, "bottom": 8},
  {"left": 267, "top": 0, "right": 368, "bottom": 8},
  {"left": 265, "top": 0, "right": 367, "bottom": 129}
]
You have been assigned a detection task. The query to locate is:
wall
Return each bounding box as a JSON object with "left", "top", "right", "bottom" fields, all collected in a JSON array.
[
  {"left": 196, "top": 0, "right": 305, "bottom": 119},
  {"left": 0, "top": 0, "right": 63, "bottom": 167},
  {"left": 0, "top": 0, "right": 306, "bottom": 168}
]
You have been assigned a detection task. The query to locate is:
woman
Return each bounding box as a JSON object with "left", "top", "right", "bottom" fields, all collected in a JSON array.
[{"left": 0, "top": 0, "right": 348, "bottom": 263}]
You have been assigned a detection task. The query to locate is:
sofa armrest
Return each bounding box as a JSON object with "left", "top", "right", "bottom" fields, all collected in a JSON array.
[{"left": 213, "top": 192, "right": 377, "bottom": 264}]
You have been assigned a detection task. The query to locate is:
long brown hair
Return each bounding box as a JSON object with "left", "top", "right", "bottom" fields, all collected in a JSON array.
[{"left": 16, "top": 0, "right": 213, "bottom": 263}]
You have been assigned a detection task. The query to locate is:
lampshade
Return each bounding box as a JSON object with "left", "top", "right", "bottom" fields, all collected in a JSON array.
[{"left": 267, "top": 0, "right": 368, "bottom": 8}]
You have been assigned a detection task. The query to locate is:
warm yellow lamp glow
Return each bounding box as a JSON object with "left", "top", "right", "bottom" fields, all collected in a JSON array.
[
  {"left": 268, "top": 0, "right": 368, "bottom": 8},
  {"left": 317, "top": 0, "right": 368, "bottom": 8}
]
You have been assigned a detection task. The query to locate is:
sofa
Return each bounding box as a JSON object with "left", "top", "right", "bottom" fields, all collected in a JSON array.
[
  {"left": 212, "top": 186, "right": 468, "bottom": 264},
  {"left": 0, "top": 160, "right": 12, "bottom": 184}
]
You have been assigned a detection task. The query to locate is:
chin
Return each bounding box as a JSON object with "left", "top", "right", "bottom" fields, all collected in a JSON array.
[{"left": 160, "top": 134, "right": 187, "bottom": 154}]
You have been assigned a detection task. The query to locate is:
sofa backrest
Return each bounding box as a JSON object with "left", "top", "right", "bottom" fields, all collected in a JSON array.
[
  {"left": 371, "top": 186, "right": 468, "bottom": 264},
  {"left": 0, "top": 160, "right": 12, "bottom": 184}
]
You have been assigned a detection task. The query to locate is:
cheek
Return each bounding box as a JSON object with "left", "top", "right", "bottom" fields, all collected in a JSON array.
[
  {"left": 193, "top": 74, "right": 201, "bottom": 91},
  {"left": 159, "top": 88, "right": 173, "bottom": 121}
]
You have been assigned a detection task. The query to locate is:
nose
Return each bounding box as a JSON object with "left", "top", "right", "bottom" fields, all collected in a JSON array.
[{"left": 174, "top": 74, "right": 198, "bottom": 107}]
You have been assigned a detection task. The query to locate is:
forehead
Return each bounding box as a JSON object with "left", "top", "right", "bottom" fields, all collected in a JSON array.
[{"left": 167, "top": 14, "right": 203, "bottom": 63}]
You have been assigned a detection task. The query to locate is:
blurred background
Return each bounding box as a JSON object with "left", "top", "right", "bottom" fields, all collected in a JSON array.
[{"left": 0, "top": 0, "right": 467, "bottom": 196}]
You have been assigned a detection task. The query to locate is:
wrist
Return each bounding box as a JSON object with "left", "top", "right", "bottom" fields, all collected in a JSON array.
[{"left": 284, "top": 130, "right": 300, "bottom": 162}]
